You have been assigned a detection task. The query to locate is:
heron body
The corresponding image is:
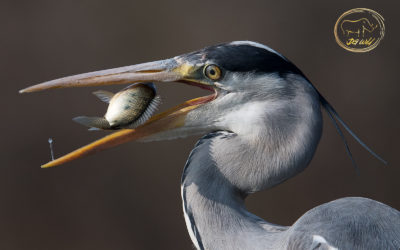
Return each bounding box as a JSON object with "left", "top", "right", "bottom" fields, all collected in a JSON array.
[
  {"left": 182, "top": 133, "right": 400, "bottom": 250},
  {"left": 20, "top": 41, "right": 400, "bottom": 249}
]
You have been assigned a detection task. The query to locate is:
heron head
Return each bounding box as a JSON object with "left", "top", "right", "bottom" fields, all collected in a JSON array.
[{"left": 20, "top": 41, "right": 313, "bottom": 168}]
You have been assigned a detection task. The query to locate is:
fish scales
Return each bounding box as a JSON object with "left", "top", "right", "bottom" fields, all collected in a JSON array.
[{"left": 73, "top": 82, "right": 160, "bottom": 130}]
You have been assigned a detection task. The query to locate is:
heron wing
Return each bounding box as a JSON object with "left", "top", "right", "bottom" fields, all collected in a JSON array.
[{"left": 286, "top": 197, "right": 400, "bottom": 249}]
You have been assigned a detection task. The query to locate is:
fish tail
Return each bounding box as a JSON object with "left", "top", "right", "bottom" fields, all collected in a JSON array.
[{"left": 73, "top": 116, "right": 111, "bottom": 130}]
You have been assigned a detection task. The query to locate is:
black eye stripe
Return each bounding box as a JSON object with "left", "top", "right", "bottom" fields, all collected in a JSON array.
[{"left": 183, "top": 43, "right": 304, "bottom": 77}]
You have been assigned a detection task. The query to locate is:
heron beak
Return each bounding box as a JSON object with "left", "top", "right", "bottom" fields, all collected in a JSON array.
[
  {"left": 19, "top": 58, "right": 216, "bottom": 168},
  {"left": 19, "top": 59, "right": 182, "bottom": 93}
]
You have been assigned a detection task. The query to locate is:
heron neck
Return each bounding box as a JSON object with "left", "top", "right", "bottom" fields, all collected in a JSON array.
[
  {"left": 181, "top": 132, "right": 288, "bottom": 250},
  {"left": 181, "top": 79, "right": 322, "bottom": 249}
]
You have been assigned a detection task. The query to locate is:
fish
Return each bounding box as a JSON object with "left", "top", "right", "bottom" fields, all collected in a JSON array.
[{"left": 73, "top": 82, "right": 160, "bottom": 130}]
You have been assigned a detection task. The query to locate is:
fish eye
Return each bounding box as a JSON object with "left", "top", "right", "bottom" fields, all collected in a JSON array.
[{"left": 204, "top": 64, "right": 222, "bottom": 81}]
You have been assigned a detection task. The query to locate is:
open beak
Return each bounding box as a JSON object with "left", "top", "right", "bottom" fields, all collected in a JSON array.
[{"left": 20, "top": 58, "right": 217, "bottom": 168}]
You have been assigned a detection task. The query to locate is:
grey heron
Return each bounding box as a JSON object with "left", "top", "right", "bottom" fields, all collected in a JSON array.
[{"left": 20, "top": 41, "right": 400, "bottom": 249}]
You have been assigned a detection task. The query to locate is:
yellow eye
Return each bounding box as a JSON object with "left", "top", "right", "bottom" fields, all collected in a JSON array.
[{"left": 204, "top": 64, "right": 221, "bottom": 80}]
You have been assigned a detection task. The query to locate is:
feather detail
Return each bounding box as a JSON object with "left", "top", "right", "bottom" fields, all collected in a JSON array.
[{"left": 318, "top": 93, "right": 387, "bottom": 169}]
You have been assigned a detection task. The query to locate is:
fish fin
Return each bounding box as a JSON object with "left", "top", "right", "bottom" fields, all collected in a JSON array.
[
  {"left": 123, "top": 82, "right": 156, "bottom": 91},
  {"left": 88, "top": 127, "right": 101, "bottom": 131},
  {"left": 92, "top": 90, "right": 114, "bottom": 103},
  {"left": 128, "top": 95, "right": 161, "bottom": 128},
  {"left": 73, "top": 116, "right": 111, "bottom": 130},
  {"left": 143, "top": 82, "right": 156, "bottom": 91},
  {"left": 318, "top": 94, "right": 387, "bottom": 167}
]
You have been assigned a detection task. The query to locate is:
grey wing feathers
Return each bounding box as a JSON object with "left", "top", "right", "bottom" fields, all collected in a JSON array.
[{"left": 287, "top": 197, "right": 400, "bottom": 250}]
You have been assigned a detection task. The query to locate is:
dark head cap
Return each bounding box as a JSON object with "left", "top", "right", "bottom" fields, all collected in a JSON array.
[{"left": 180, "top": 41, "right": 305, "bottom": 77}]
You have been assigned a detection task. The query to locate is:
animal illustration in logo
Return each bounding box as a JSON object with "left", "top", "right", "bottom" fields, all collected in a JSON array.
[
  {"left": 334, "top": 8, "right": 385, "bottom": 52},
  {"left": 340, "top": 18, "right": 377, "bottom": 37}
]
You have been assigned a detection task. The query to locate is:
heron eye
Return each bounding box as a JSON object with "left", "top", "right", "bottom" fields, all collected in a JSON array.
[{"left": 204, "top": 64, "right": 221, "bottom": 80}]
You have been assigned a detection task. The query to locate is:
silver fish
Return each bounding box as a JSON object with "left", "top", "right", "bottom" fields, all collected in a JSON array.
[{"left": 73, "top": 82, "right": 160, "bottom": 130}]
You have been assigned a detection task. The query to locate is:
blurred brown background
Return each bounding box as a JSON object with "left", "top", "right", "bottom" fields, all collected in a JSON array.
[{"left": 1, "top": 0, "right": 399, "bottom": 249}]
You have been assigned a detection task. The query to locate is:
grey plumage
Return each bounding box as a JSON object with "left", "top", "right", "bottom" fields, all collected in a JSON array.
[
  {"left": 182, "top": 130, "right": 400, "bottom": 250},
  {"left": 20, "top": 40, "right": 400, "bottom": 249},
  {"left": 178, "top": 42, "right": 399, "bottom": 249}
]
